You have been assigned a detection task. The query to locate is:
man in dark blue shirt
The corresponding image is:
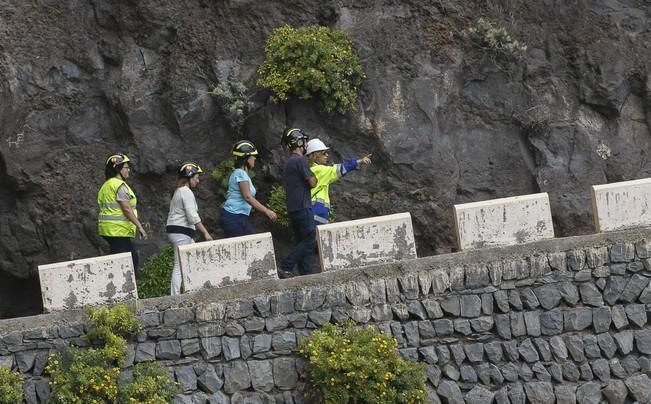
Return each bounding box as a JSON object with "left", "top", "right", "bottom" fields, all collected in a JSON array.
[{"left": 280, "top": 128, "right": 317, "bottom": 277}]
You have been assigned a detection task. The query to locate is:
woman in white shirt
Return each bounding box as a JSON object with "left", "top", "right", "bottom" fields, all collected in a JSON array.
[{"left": 166, "top": 162, "right": 212, "bottom": 295}]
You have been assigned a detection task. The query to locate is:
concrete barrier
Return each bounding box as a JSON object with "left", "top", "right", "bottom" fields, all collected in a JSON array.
[
  {"left": 453, "top": 192, "right": 554, "bottom": 250},
  {"left": 38, "top": 252, "right": 137, "bottom": 312},
  {"left": 316, "top": 212, "right": 417, "bottom": 272},
  {"left": 178, "top": 232, "right": 277, "bottom": 292},
  {"left": 592, "top": 178, "right": 651, "bottom": 232}
]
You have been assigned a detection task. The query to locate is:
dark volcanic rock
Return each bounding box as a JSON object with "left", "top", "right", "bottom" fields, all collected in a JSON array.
[{"left": 1, "top": 1, "right": 651, "bottom": 316}]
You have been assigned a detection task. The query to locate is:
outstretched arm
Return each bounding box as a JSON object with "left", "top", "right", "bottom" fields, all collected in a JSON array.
[{"left": 337, "top": 153, "right": 371, "bottom": 177}]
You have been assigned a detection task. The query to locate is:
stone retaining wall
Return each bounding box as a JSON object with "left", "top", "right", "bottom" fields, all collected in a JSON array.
[{"left": 2, "top": 229, "right": 651, "bottom": 403}]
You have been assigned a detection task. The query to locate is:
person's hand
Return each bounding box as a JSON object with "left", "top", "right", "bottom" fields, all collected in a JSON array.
[
  {"left": 138, "top": 227, "right": 148, "bottom": 240},
  {"left": 358, "top": 153, "right": 372, "bottom": 166},
  {"left": 266, "top": 209, "right": 278, "bottom": 222},
  {"left": 204, "top": 233, "right": 213, "bottom": 241}
]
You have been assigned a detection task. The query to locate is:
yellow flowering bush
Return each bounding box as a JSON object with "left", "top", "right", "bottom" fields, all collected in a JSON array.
[
  {"left": 46, "top": 305, "right": 178, "bottom": 403},
  {"left": 299, "top": 322, "right": 426, "bottom": 404},
  {"left": 257, "top": 25, "right": 366, "bottom": 115},
  {"left": 0, "top": 367, "right": 24, "bottom": 403},
  {"left": 119, "top": 362, "right": 179, "bottom": 404}
]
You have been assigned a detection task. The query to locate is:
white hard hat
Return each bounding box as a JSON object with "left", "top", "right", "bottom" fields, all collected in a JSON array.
[{"left": 305, "top": 138, "right": 329, "bottom": 155}]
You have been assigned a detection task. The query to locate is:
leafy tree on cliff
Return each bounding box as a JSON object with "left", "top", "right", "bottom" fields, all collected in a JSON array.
[{"left": 257, "top": 25, "right": 366, "bottom": 115}]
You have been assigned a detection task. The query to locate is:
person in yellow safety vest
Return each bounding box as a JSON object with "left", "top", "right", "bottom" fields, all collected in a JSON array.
[
  {"left": 97, "top": 153, "right": 148, "bottom": 270},
  {"left": 305, "top": 139, "right": 371, "bottom": 224}
]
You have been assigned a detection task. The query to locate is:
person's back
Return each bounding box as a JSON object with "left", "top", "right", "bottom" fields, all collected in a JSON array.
[
  {"left": 279, "top": 128, "right": 317, "bottom": 277},
  {"left": 283, "top": 152, "right": 312, "bottom": 214}
]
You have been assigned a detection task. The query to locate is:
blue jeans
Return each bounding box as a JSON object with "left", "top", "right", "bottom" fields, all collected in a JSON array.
[
  {"left": 281, "top": 208, "right": 316, "bottom": 275},
  {"left": 219, "top": 208, "right": 254, "bottom": 238}
]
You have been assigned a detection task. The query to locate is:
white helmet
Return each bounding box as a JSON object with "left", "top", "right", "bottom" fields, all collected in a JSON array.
[{"left": 305, "top": 138, "right": 329, "bottom": 155}]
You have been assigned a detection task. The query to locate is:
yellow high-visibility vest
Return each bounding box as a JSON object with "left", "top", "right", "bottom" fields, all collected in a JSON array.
[{"left": 97, "top": 177, "right": 138, "bottom": 237}]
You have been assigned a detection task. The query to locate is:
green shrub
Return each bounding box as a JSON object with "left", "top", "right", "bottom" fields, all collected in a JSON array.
[
  {"left": 46, "top": 305, "right": 178, "bottom": 404},
  {"left": 119, "top": 362, "right": 179, "bottom": 404},
  {"left": 466, "top": 18, "right": 527, "bottom": 58},
  {"left": 267, "top": 185, "right": 336, "bottom": 229},
  {"left": 0, "top": 367, "right": 24, "bottom": 403},
  {"left": 299, "top": 322, "right": 426, "bottom": 404},
  {"left": 512, "top": 106, "right": 550, "bottom": 137},
  {"left": 257, "top": 25, "right": 366, "bottom": 115},
  {"left": 596, "top": 142, "right": 611, "bottom": 160},
  {"left": 211, "top": 159, "right": 235, "bottom": 202},
  {"left": 47, "top": 350, "right": 121, "bottom": 403},
  {"left": 210, "top": 76, "right": 254, "bottom": 131},
  {"left": 267, "top": 185, "right": 290, "bottom": 228},
  {"left": 137, "top": 245, "right": 174, "bottom": 299}
]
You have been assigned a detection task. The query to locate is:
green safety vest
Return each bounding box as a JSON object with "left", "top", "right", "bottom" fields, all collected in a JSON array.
[
  {"left": 97, "top": 177, "right": 138, "bottom": 237},
  {"left": 310, "top": 164, "right": 339, "bottom": 207}
]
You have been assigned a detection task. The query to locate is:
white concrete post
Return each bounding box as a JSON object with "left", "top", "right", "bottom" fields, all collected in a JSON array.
[
  {"left": 453, "top": 193, "right": 554, "bottom": 250},
  {"left": 38, "top": 252, "right": 137, "bottom": 312},
  {"left": 316, "top": 212, "right": 417, "bottom": 272},
  {"left": 591, "top": 178, "right": 651, "bottom": 231},
  {"left": 178, "top": 232, "right": 277, "bottom": 292}
]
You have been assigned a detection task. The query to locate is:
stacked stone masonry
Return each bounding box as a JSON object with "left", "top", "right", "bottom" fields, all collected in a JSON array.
[{"left": 2, "top": 231, "right": 651, "bottom": 403}]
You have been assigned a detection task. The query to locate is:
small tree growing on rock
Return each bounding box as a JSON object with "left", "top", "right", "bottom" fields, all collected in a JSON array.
[
  {"left": 466, "top": 17, "right": 527, "bottom": 59},
  {"left": 210, "top": 74, "right": 254, "bottom": 132},
  {"left": 257, "top": 25, "right": 366, "bottom": 115}
]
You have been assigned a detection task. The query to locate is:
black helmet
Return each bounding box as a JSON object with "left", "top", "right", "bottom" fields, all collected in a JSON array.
[
  {"left": 282, "top": 128, "right": 309, "bottom": 150},
  {"left": 105, "top": 153, "right": 131, "bottom": 169},
  {"left": 232, "top": 140, "right": 259, "bottom": 157},
  {"left": 178, "top": 162, "right": 203, "bottom": 178}
]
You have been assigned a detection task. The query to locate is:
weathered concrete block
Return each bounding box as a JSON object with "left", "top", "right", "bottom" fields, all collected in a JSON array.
[
  {"left": 316, "top": 212, "right": 417, "bottom": 271},
  {"left": 592, "top": 178, "right": 651, "bottom": 231},
  {"left": 453, "top": 193, "right": 554, "bottom": 250},
  {"left": 178, "top": 232, "right": 277, "bottom": 292},
  {"left": 38, "top": 252, "right": 137, "bottom": 312}
]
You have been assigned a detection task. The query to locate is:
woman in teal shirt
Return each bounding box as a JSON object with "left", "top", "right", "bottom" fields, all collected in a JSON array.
[{"left": 219, "top": 140, "right": 277, "bottom": 237}]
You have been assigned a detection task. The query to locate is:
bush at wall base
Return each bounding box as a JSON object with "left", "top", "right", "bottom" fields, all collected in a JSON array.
[
  {"left": 45, "top": 305, "right": 178, "bottom": 404},
  {"left": 299, "top": 322, "right": 426, "bottom": 404},
  {"left": 0, "top": 367, "right": 24, "bottom": 403},
  {"left": 138, "top": 244, "right": 174, "bottom": 299}
]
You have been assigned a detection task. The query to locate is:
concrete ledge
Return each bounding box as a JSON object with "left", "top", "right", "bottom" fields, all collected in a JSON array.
[
  {"left": 316, "top": 212, "right": 417, "bottom": 271},
  {"left": 454, "top": 192, "right": 554, "bottom": 250},
  {"left": 178, "top": 232, "right": 277, "bottom": 292},
  {"left": 38, "top": 252, "right": 137, "bottom": 312},
  {"left": 592, "top": 178, "right": 651, "bottom": 232},
  {"left": 5, "top": 227, "right": 650, "bottom": 330}
]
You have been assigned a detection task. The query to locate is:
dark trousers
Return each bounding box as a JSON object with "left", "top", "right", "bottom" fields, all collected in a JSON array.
[
  {"left": 103, "top": 236, "right": 139, "bottom": 270},
  {"left": 219, "top": 209, "right": 254, "bottom": 238},
  {"left": 281, "top": 208, "right": 316, "bottom": 275}
]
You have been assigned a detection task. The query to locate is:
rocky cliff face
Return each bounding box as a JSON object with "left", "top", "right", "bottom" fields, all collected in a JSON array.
[{"left": 1, "top": 0, "right": 650, "bottom": 317}]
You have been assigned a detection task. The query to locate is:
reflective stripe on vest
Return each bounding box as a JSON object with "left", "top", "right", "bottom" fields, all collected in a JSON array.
[{"left": 97, "top": 177, "right": 138, "bottom": 237}]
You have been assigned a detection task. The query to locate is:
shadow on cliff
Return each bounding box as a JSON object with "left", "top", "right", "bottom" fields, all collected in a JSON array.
[{"left": 0, "top": 153, "right": 43, "bottom": 318}]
